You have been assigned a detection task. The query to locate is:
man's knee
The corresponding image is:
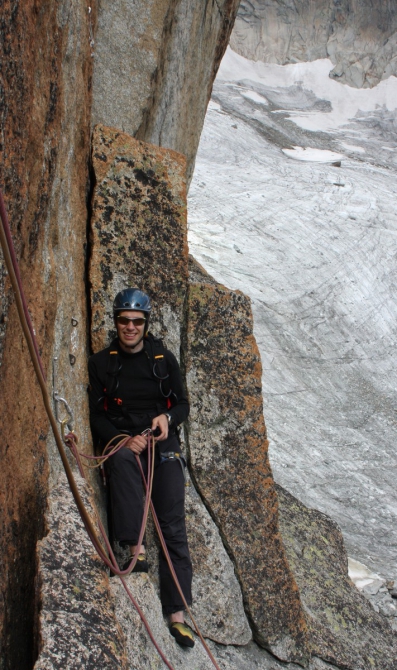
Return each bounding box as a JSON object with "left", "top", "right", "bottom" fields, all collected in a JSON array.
[{"left": 107, "top": 446, "right": 141, "bottom": 476}]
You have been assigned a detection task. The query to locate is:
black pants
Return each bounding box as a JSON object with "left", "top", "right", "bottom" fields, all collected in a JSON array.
[{"left": 107, "top": 434, "right": 192, "bottom": 614}]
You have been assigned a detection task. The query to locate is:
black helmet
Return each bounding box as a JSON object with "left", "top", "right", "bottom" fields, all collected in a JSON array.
[{"left": 113, "top": 288, "right": 152, "bottom": 332}]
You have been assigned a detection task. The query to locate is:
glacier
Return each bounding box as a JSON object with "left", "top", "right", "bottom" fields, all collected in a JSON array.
[{"left": 188, "top": 48, "right": 397, "bottom": 579}]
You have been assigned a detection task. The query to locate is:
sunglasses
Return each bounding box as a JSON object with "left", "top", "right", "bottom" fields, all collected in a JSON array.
[{"left": 116, "top": 316, "right": 146, "bottom": 326}]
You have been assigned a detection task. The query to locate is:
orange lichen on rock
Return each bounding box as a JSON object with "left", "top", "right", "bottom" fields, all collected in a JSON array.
[
  {"left": 0, "top": 2, "right": 93, "bottom": 667},
  {"left": 90, "top": 125, "right": 188, "bottom": 353},
  {"left": 186, "top": 258, "right": 309, "bottom": 662}
]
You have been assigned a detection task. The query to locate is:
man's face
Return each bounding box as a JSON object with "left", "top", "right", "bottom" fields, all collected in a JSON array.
[{"left": 116, "top": 310, "right": 146, "bottom": 353}]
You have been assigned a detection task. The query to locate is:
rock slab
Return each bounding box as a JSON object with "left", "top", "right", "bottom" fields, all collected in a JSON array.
[
  {"left": 90, "top": 124, "right": 188, "bottom": 354},
  {"left": 186, "top": 258, "right": 309, "bottom": 663},
  {"left": 143, "top": 473, "right": 252, "bottom": 646},
  {"left": 277, "top": 484, "right": 397, "bottom": 670},
  {"left": 0, "top": 1, "right": 93, "bottom": 667},
  {"left": 34, "top": 478, "right": 127, "bottom": 670},
  {"left": 92, "top": 0, "right": 241, "bottom": 181}
]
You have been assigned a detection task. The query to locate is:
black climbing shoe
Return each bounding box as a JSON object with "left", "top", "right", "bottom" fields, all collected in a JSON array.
[
  {"left": 122, "top": 554, "right": 148, "bottom": 573},
  {"left": 169, "top": 622, "right": 195, "bottom": 648}
]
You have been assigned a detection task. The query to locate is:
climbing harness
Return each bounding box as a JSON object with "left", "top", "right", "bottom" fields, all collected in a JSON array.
[
  {"left": 103, "top": 334, "right": 176, "bottom": 410},
  {"left": 160, "top": 451, "right": 187, "bottom": 481},
  {"left": 0, "top": 188, "right": 221, "bottom": 670}
]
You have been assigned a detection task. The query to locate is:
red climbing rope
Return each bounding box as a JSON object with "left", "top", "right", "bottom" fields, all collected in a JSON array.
[{"left": 0, "top": 193, "right": 46, "bottom": 380}]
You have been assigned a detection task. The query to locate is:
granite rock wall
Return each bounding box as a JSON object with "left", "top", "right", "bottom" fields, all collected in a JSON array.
[
  {"left": 3, "top": 1, "right": 397, "bottom": 668},
  {"left": 92, "top": 0, "right": 240, "bottom": 182},
  {"left": 0, "top": 2, "right": 93, "bottom": 667},
  {"left": 89, "top": 124, "right": 188, "bottom": 355},
  {"left": 230, "top": 0, "right": 397, "bottom": 88},
  {"left": 34, "top": 477, "right": 128, "bottom": 670},
  {"left": 185, "top": 258, "right": 309, "bottom": 662},
  {"left": 0, "top": 1, "right": 241, "bottom": 666},
  {"left": 277, "top": 485, "right": 397, "bottom": 670}
]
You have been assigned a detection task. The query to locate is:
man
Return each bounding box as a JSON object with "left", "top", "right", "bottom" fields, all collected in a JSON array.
[{"left": 88, "top": 288, "right": 194, "bottom": 648}]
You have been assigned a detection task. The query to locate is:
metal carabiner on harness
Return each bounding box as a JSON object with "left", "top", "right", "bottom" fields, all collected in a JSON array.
[
  {"left": 53, "top": 357, "right": 74, "bottom": 439},
  {"left": 152, "top": 355, "right": 172, "bottom": 398}
]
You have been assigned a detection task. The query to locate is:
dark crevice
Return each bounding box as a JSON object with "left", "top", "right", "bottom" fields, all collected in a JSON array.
[
  {"left": 85, "top": 138, "right": 96, "bottom": 358},
  {"left": 2, "top": 487, "right": 48, "bottom": 670}
]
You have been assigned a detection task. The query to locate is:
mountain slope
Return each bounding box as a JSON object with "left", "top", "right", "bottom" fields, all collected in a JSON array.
[{"left": 188, "top": 48, "right": 397, "bottom": 578}]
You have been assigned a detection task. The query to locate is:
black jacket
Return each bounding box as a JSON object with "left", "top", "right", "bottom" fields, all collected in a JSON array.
[{"left": 88, "top": 338, "right": 189, "bottom": 446}]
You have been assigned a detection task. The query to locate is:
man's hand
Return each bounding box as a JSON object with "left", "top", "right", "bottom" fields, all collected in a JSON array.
[
  {"left": 151, "top": 414, "right": 169, "bottom": 441},
  {"left": 125, "top": 434, "right": 148, "bottom": 454}
]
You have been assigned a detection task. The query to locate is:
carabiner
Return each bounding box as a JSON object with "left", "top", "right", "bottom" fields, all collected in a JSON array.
[
  {"left": 53, "top": 357, "right": 74, "bottom": 434},
  {"left": 152, "top": 361, "right": 170, "bottom": 382}
]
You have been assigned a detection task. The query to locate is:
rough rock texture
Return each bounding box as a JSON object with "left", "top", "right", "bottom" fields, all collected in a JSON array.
[
  {"left": 277, "top": 485, "right": 397, "bottom": 669},
  {"left": 36, "top": 471, "right": 396, "bottom": 670},
  {"left": 111, "top": 578, "right": 337, "bottom": 670},
  {"left": 92, "top": 0, "right": 240, "bottom": 182},
  {"left": 185, "top": 477, "right": 251, "bottom": 645},
  {"left": 230, "top": 0, "right": 397, "bottom": 88},
  {"left": 89, "top": 128, "right": 309, "bottom": 664},
  {"left": 0, "top": 2, "right": 93, "bottom": 668},
  {"left": 110, "top": 576, "right": 218, "bottom": 670},
  {"left": 144, "top": 473, "right": 252, "bottom": 646},
  {"left": 90, "top": 124, "right": 188, "bottom": 355},
  {"left": 1, "top": 1, "right": 244, "bottom": 662},
  {"left": 208, "top": 642, "right": 339, "bottom": 670},
  {"left": 34, "top": 477, "right": 127, "bottom": 670},
  {"left": 37, "top": 485, "right": 341, "bottom": 670},
  {"left": 186, "top": 258, "right": 309, "bottom": 663}
]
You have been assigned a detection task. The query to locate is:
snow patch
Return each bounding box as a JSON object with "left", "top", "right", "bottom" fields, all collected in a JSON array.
[
  {"left": 208, "top": 100, "right": 222, "bottom": 112},
  {"left": 218, "top": 47, "right": 397, "bottom": 133},
  {"left": 189, "top": 47, "right": 397, "bottom": 578},
  {"left": 348, "top": 558, "right": 385, "bottom": 592},
  {"left": 282, "top": 147, "right": 344, "bottom": 163},
  {"left": 240, "top": 90, "right": 269, "bottom": 105}
]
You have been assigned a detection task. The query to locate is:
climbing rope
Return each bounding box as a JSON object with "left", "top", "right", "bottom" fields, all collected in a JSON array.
[{"left": 0, "top": 188, "right": 221, "bottom": 670}]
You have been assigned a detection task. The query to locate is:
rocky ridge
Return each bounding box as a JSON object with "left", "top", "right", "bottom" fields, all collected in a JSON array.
[{"left": 230, "top": 0, "right": 397, "bottom": 88}]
